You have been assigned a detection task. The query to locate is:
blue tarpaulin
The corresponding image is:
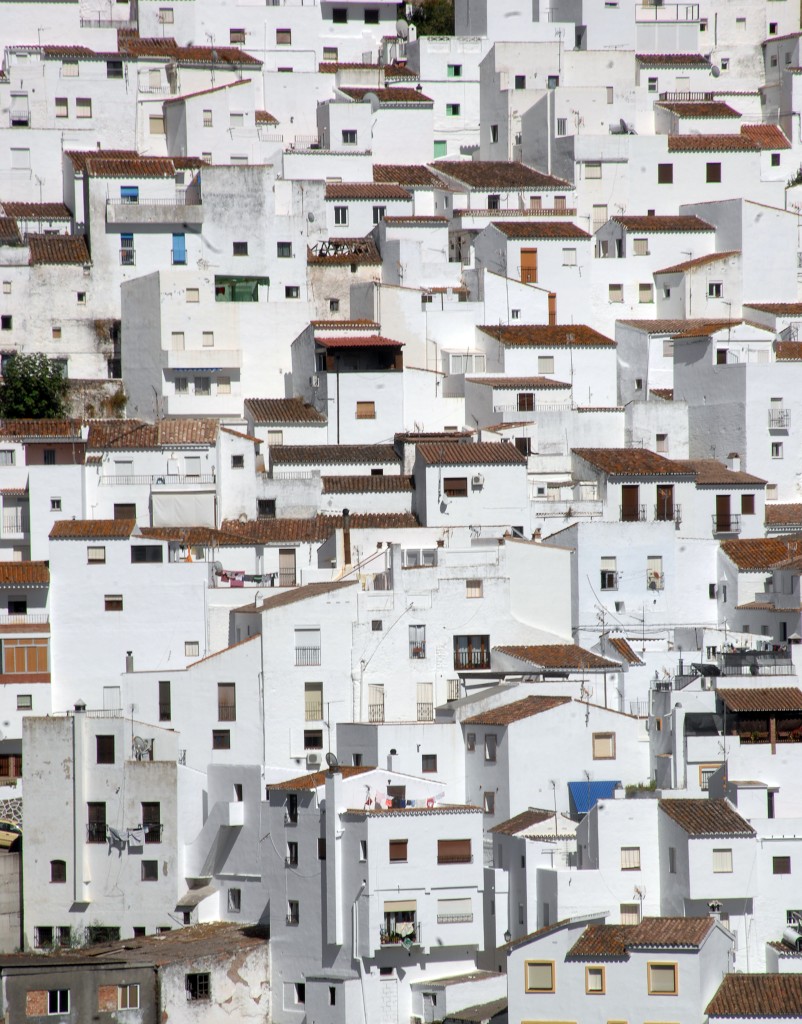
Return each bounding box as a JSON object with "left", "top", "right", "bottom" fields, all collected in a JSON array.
[{"left": 568, "top": 779, "right": 621, "bottom": 815}]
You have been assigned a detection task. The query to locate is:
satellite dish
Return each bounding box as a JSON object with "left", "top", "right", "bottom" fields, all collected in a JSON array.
[
  {"left": 325, "top": 752, "right": 339, "bottom": 769},
  {"left": 133, "top": 736, "right": 149, "bottom": 753},
  {"left": 396, "top": 18, "right": 409, "bottom": 39},
  {"left": 238, "top": 512, "right": 248, "bottom": 523},
  {"left": 711, "top": 65, "right": 721, "bottom": 78}
]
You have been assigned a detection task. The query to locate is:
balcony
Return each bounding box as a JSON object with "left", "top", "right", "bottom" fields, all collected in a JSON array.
[
  {"left": 305, "top": 701, "right": 323, "bottom": 722},
  {"left": 712, "top": 514, "right": 741, "bottom": 535},
  {"left": 166, "top": 349, "right": 242, "bottom": 370},
  {"left": 417, "top": 702, "right": 434, "bottom": 722},
  {"left": 769, "top": 409, "right": 791, "bottom": 430},
  {"left": 410, "top": 642, "right": 426, "bottom": 659},
  {"left": 2, "top": 509, "right": 29, "bottom": 535},
  {"left": 159, "top": 703, "right": 171, "bottom": 721},
  {"left": 0, "top": 612, "right": 49, "bottom": 631},
  {"left": 636, "top": 3, "right": 699, "bottom": 21},
  {"left": 620, "top": 504, "right": 647, "bottom": 523},
  {"left": 437, "top": 912, "right": 473, "bottom": 924},
  {"left": 454, "top": 649, "right": 491, "bottom": 670},
  {"left": 100, "top": 473, "right": 216, "bottom": 486},
  {"left": 368, "top": 702, "right": 385, "bottom": 723},
  {"left": 295, "top": 647, "right": 321, "bottom": 667},
  {"left": 380, "top": 923, "right": 419, "bottom": 946},
  {"left": 218, "top": 705, "right": 236, "bottom": 722},
  {"left": 143, "top": 823, "right": 163, "bottom": 844},
  {"left": 86, "top": 823, "right": 107, "bottom": 844},
  {"left": 106, "top": 191, "right": 203, "bottom": 226},
  {"left": 654, "top": 504, "right": 682, "bottom": 526},
  {"left": 279, "top": 570, "right": 297, "bottom": 587},
  {"left": 447, "top": 678, "right": 461, "bottom": 701}
]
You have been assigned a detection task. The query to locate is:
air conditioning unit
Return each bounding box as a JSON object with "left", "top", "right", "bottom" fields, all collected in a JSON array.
[
  {"left": 310, "top": 374, "right": 320, "bottom": 388},
  {"left": 306, "top": 751, "right": 322, "bottom": 767},
  {"left": 471, "top": 473, "right": 485, "bottom": 488}
]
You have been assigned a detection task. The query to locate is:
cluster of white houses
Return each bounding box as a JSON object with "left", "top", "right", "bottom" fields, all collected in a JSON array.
[{"left": 4, "top": 0, "right": 802, "bottom": 1022}]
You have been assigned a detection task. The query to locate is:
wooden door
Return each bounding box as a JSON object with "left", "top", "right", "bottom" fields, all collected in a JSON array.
[
  {"left": 716, "top": 494, "right": 731, "bottom": 532},
  {"left": 520, "top": 248, "right": 538, "bottom": 284},
  {"left": 278, "top": 548, "right": 296, "bottom": 587},
  {"left": 621, "top": 485, "right": 640, "bottom": 522},
  {"left": 548, "top": 292, "right": 557, "bottom": 326}
]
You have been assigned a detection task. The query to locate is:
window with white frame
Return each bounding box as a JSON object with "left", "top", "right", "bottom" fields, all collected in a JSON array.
[
  {"left": 620, "top": 846, "right": 641, "bottom": 870},
  {"left": 585, "top": 162, "right": 602, "bottom": 179},
  {"left": 633, "top": 237, "right": 648, "bottom": 256},
  {"left": 639, "top": 282, "right": 653, "bottom": 303},
  {"left": 538, "top": 355, "right": 555, "bottom": 374},
  {"left": 713, "top": 848, "right": 733, "bottom": 873},
  {"left": 562, "top": 248, "right": 577, "bottom": 266}
]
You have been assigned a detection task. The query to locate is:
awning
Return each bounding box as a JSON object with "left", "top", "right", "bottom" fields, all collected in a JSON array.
[
  {"left": 176, "top": 884, "right": 217, "bottom": 909},
  {"left": 568, "top": 780, "right": 621, "bottom": 815},
  {"left": 384, "top": 899, "right": 416, "bottom": 913}
]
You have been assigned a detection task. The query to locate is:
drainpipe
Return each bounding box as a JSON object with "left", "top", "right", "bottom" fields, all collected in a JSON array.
[{"left": 343, "top": 507, "right": 352, "bottom": 566}]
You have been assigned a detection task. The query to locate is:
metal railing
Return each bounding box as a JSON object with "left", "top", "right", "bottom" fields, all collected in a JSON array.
[
  {"left": 658, "top": 91, "right": 714, "bottom": 102},
  {"left": 380, "top": 924, "right": 419, "bottom": 945},
  {"left": 279, "top": 571, "right": 297, "bottom": 587},
  {"left": 218, "top": 705, "right": 236, "bottom": 721},
  {"left": 144, "top": 823, "right": 163, "bottom": 844},
  {"left": 636, "top": 3, "right": 699, "bottom": 21},
  {"left": 437, "top": 853, "right": 473, "bottom": 864},
  {"left": 417, "top": 703, "right": 434, "bottom": 722},
  {"left": 454, "top": 649, "right": 491, "bottom": 669},
  {"left": 159, "top": 703, "right": 171, "bottom": 721},
  {"left": 80, "top": 16, "right": 137, "bottom": 27},
  {"left": 86, "top": 823, "right": 107, "bottom": 844},
  {"left": 437, "top": 913, "right": 473, "bottom": 924},
  {"left": 769, "top": 409, "right": 791, "bottom": 429},
  {"left": 305, "top": 701, "right": 323, "bottom": 721},
  {"left": 712, "top": 514, "right": 741, "bottom": 534},
  {"left": 460, "top": 207, "right": 578, "bottom": 218},
  {"left": 100, "top": 474, "right": 215, "bottom": 486},
  {"left": 0, "top": 612, "right": 48, "bottom": 626},
  {"left": 295, "top": 646, "right": 320, "bottom": 666},
  {"left": 2, "top": 510, "right": 29, "bottom": 533},
  {"left": 107, "top": 190, "right": 201, "bottom": 207},
  {"left": 620, "top": 504, "right": 647, "bottom": 522},
  {"left": 410, "top": 642, "right": 426, "bottom": 659},
  {"left": 629, "top": 699, "right": 649, "bottom": 717},
  {"left": 654, "top": 504, "right": 682, "bottom": 525},
  {"left": 368, "top": 703, "right": 385, "bottom": 723},
  {"left": 447, "top": 678, "right": 461, "bottom": 701}
]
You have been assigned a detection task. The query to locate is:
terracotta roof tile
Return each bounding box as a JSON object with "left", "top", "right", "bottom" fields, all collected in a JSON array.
[
  {"left": 244, "top": 398, "right": 325, "bottom": 424},
  {"left": 766, "top": 503, "right": 802, "bottom": 525},
  {"left": 467, "top": 375, "right": 571, "bottom": 390},
  {"left": 636, "top": 53, "right": 711, "bottom": 67},
  {"left": 657, "top": 101, "right": 741, "bottom": 118},
  {"left": 42, "top": 44, "right": 97, "bottom": 58},
  {"left": 266, "top": 766, "right": 373, "bottom": 791},
  {"left": 479, "top": 325, "right": 615, "bottom": 348},
  {"left": 318, "top": 61, "right": 378, "bottom": 73},
  {"left": 0, "top": 218, "right": 21, "bottom": 245},
  {"left": 774, "top": 341, "right": 802, "bottom": 361},
  {"left": 490, "top": 221, "right": 590, "bottom": 240},
  {"left": 83, "top": 156, "right": 178, "bottom": 179},
  {"left": 650, "top": 388, "right": 674, "bottom": 400},
  {"left": 495, "top": 644, "right": 619, "bottom": 670},
  {"left": 462, "top": 695, "right": 571, "bottom": 726},
  {"left": 383, "top": 215, "right": 448, "bottom": 225},
  {"left": 321, "top": 475, "right": 413, "bottom": 494},
  {"left": 316, "top": 335, "right": 403, "bottom": 349},
  {"left": 162, "top": 80, "right": 251, "bottom": 105},
  {"left": 673, "top": 459, "right": 766, "bottom": 486},
  {"left": 49, "top": 519, "right": 137, "bottom": 540},
  {"left": 656, "top": 251, "right": 740, "bottom": 274},
  {"left": 325, "top": 183, "right": 412, "bottom": 201},
  {"left": 87, "top": 419, "right": 218, "bottom": 449},
  {"left": 740, "top": 123, "right": 791, "bottom": 149},
  {"left": 573, "top": 448, "right": 690, "bottom": 477},
  {"left": 618, "top": 318, "right": 736, "bottom": 334},
  {"left": 567, "top": 918, "right": 714, "bottom": 959},
  {"left": 384, "top": 63, "right": 418, "bottom": 79},
  {"left": 608, "top": 637, "right": 644, "bottom": 665},
  {"left": 707, "top": 973, "right": 802, "bottom": 1017},
  {"left": 373, "top": 164, "right": 445, "bottom": 188},
  {"left": 612, "top": 215, "right": 714, "bottom": 233},
  {"left": 1, "top": 202, "right": 71, "bottom": 220},
  {"left": 566, "top": 924, "right": 630, "bottom": 959},
  {"left": 28, "top": 234, "right": 90, "bottom": 266},
  {"left": 239, "top": 580, "right": 358, "bottom": 615},
  {"left": 0, "top": 419, "right": 82, "bottom": 439},
  {"left": 117, "top": 36, "right": 262, "bottom": 65},
  {"left": 0, "top": 562, "right": 49, "bottom": 586},
  {"left": 489, "top": 808, "right": 554, "bottom": 835},
  {"left": 255, "top": 109, "right": 279, "bottom": 125},
  {"left": 659, "top": 798, "right": 755, "bottom": 836},
  {"left": 65, "top": 149, "right": 139, "bottom": 173},
  {"left": 432, "top": 160, "right": 571, "bottom": 190},
  {"left": 339, "top": 87, "right": 433, "bottom": 104},
  {"left": 416, "top": 441, "right": 527, "bottom": 466},
  {"left": 718, "top": 687, "right": 802, "bottom": 713},
  {"left": 270, "top": 445, "right": 399, "bottom": 466},
  {"left": 720, "top": 538, "right": 797, "bottom": 571},
  {"left": 308, "top": 237, "right": 381, "bottom": 266},
  {"left": 217, "top": 513, "right": 419, "bottom": 543},
  {"left": 668, "top": 134, "right": 758, "bottom": 152}
]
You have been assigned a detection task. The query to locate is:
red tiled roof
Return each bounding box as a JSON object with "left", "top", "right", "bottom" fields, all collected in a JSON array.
[
  {"left": 255, "top": 109, "right": 279, "bottom": 125},
  {"left": 774, "top": 341, "right": 802, "bottom": 361},
  {"left": 650, "top": 388, "right": 674, "bottom": 400},
  {"left": 611, "top": 215, "right": 713, "bottom": 233},
  {"left": 42, "top": 44, "right": 96, "bottom": 58},
  {"left": 244, "top": 398, "right": 325, "bottom": 424},
  {"left": 117, "top": 36, "right": 262, "bottom": 65},
  {"left": 373, "top": 164, "right": 445, "bottom": 188},
  {"left": 608, "top": 637, "right": 644, "bottom": 666},
  {"left": 266, "top": 765, "right": 373, "bottom": 791},
  {"left": 0, "top": 202, "right": 71, "bottom": 220},
  {"left": 766, "top": 503, "right": 802, "bottom": 525},
  {"left": 28, "top": 235, "right": 90, "bottom": 266},
  {"left": 318, "top": 61, "right": 378, "bottom": 74},
  {"left": 659, "top": 798, "right": 755, "bottom": 836},
  {"left": 0, "top": 419, "right": 82, "bottom": 439},
  {"left": 467, "top": 376, "right": 571, "bottom": 390},
  {"left": 432, "top": 160, "right": 572, "bottom": 190},
  {"left": 489, "top": 808, "right": 554, "bottom": 834},
  {"left": 83, "top": 156, "right": 178, "bottom": 179},
  {"left": 618, "top": 318, "right": 738, "bottom": 334},
  {"left": 383, "top": 215, "right": 448, "bottom": 225},
  {"left": 718, "top": 687, "right": 802, "bottom": 713},
  {"left": 656, "top": 251, "right": 740, "bottom": 274},
  {"left": 216, "top": 513, "right": 419, "bottom": 543},
  {"left": 668, "top": 134, "right": 758, "bottom": 152},
  {"left": 0, "top": 218, "right": 21, "bottom": 245},
  {"left": 706, "top": 973, "right": 802, "bottom": 1017},
  {"left": 384, "top": 63, "right": 418, "bottom": 79},
  {"left": 490, "top": 221, "right": 590, "bottom": 240},
  {"left": 720, "top": 538, "right": 798, "bottom": 571},
  {"left": 307, "top": 237, "right": 381, "bottom": 266},
  {"left": 339, "top": 86, "right": 433, "bottom": 104},
  {"left": 657, "top": 101, "right": 741, "bottom": 118},
  {"left": 315, "top": 335, "right": 403, "bottom": 349},
  {"left": 270, "top": 444, "right": 399, "bottom": 466},
  {"left": 321, "top": 475, "right": 413, "bottom": 494},
  {"left": 740, "top": 123, "right": 791, "bottom": 149},
  {"left": 748, "top": 302, "right": 802, "bottom": 314},
  {"left": 65, "top": 149, "right": 139, "bottom": 173},
  {"left": 462, "top": 695, "right": 571, "bottom": 726},
  {"left": 49, "top": 519, "right": 137, "bottom": 540},
  {"left": 567, "top": 918, "right": 714, "bottom": 960},
  {"left": 416, "top": 441, "right": 527, "bottom": 466},
  {"left": 479, "top": 325, "right": 615, "bottom": 348},
  {"left": 495, "top": 644, "right": 619, "bottom": 670},
  {"left": 673, "top": 459, "right": 765, "bottom": 486},
  {"left": 573, "top": 448, "right": 690, "bottom": 477},
  {"left": 325, "top": 183, "right": 412, "bottom": 201},
  {"left": 241, "top": 580, "right": 358, "bottom": 614},
  {"left": 87, "top": 419, "right": 219, "bottom": 449},
  {"left": 636, "top": 53, "right": 711, "bottom": 67},
  {"left": 0, "top": 562, "right": 49, "bottom": 585}
]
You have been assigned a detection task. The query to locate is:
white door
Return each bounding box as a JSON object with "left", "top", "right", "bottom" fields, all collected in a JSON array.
[{"left": 103, "top": 686, "right": 121, "bottom": 710}]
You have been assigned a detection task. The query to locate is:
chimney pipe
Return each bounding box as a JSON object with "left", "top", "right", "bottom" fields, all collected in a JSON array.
[
  {"left": 125, "top": 651, "right": 134, "bottom": 673},
  {"left": 342, "top": 507, "right": 352, "bottom": 565}
]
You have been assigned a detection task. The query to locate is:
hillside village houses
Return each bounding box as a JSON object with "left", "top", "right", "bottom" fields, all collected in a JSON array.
[{"left": 6, "top": 0, "right": 802, "bottom": 1021}]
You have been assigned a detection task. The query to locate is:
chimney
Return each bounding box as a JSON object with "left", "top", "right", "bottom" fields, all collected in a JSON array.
[
  {"left": 125, "top": 651, "right": 134, "bottom": 673},
  {"left": 532, "top": 528, "right": 542, "bottom": 542},
  {"left": 73, "top": 699, "right": 86, "bottom": 714},
  {"left": 342, "top": 507, "right": 352, "bottom": 565},
  {"left": 727, "top": 452, "right": 740, "bottom": 473}
]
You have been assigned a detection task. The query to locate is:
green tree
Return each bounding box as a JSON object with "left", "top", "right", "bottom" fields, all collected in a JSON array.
[
  {"left": 0, "top": 353, "right": 69, "bottom": 419},
  {"left": 407, "top": 0, "right": 454, "bottom": 36}
]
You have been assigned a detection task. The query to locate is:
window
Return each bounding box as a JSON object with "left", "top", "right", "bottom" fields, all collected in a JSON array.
[
  {"left": 0, "top": 316, "right": 11, "bottom": 330},
  {"left": 87, "top": 802, "right": 106, "bottom": 843},
  {"left": 104, "top": 594, "right": 123, "bottom": 612},
  {"left": 556, "top": 117, "right": 567, "bottom": 136},
  {"left": 149, "top": 114, "right": 165, "bottom": 135},
  {"left": 295, "top": 628, "right": 321, "bottom": 666},
  {"left": 547, "top": 75, "right": 559, "bottom": 89},
  {"left": 372, "top": 205, "right": 386, "bottom": 225},
  {"left": 585, "top": 161, "right": 602, "bottom": 179},
  {"left": 538, "top": 355, "right": 555, "bottom": 374},
  {"left": 774, "top": 856, "right": 791, "bottom": 875},
  {"left": 186, "top": 973, "right": 211, "bottom": 1001},
  {"left": 466, "top": 579, "right": 483, "bottom": 599},
  {"left": 621, "top": 846, "right": 641, "bottom": 870},
  {"left": 609, "top": 283, "right": 623, "bottom": 303},
  {"left": 562, "top": 247, "right": 577, "bottom": 266},
  {"left": 172, "top": 233, "right": 186, "bottom": 266},
  {"left": 107, "top": 59, "right": 123, "bottom": 79},
  {"left": 120, "top": 232, "right": 135, "bottom": 266},
  {"left": 448, "top": 64, "right": 462, "bottom": 77},
  {"left": 62, "top": 59, "right": 79, "bottom": 77},
  {"left": 483, "top": 791, "right": 495, "bottom": 814},
  {"left": 77, "top": 291, "right": 86, "bottom": 304},
  {"left": 713, "top": 848, "right": 733, "bottom": 873},
  {"left": 437, "top": 839, "right": 471, "bottom": 864},
  {"left": 277, "top": 241, "right": 292, "bottom": 259},
  {"left": 639, "top": 282, "right": 654, "bottom": 303},
  {"left": 48, "top": 991, "right": 69, "bottom": 1013},
  {"left": 466, "top": 732, "right": 476, "bottom": 752},
  {"left": 118, "top": 985, "right": 139, "bottom": 1010},
  {"left": 620, "top": 903, "right": 640, "bottom": 925},
  {"left": 131, "top": 546, "right": 163, "bottom": 564},
  {"left": 231, "top": 454, "right": 245, "bottom": 470},
  {"left": 772, "top": 152, "right": 781, "bottom": 167},
  {"left": 230, "top": 112, "right": 244, "bottom": 129},
  {"left": 484, "top": 733, "right": 497, "bottom": 763},
  {"left": 17, "top": 694, "right": 32, "bottom": 710},
  {"left": 487, "top": 194, "right": 500, "bottom": 210},
  {"left": 490, "top": 124, "right": 499, "bottom": 143},
  {"left": 356, "top": 400, "right": 376, "bottom": 420},
  {"left": 648, "top": 76, "right": 658, "bottom": 93},
  {"left": 668, "top": 847, "right": 676, "bottom": 874},
  {"left": 96, "top": 735, "right": 115, "bottom": 765},
  {"left": 658, "top": 163, "right": 674, "bottom": 184},
  {"left": 212, "top": 729, "right": 231, "bottom": 750},
  {"left": 50, "top": 497, "right": 62, "bottom": 512},
  {"left": 142, "top": 802, "right": 161, "bottom": 844},
  {"left": 141, "top": 860, "right": 158, "bottom": 881},
  {"left": 332, "top": 7, "right": 348, "bottom": 22},
  {"left": 525, "top": 961, "right": 555, "bottom": 993},
  {"left": 334, "top": 206, "right": 348, "bottom": 225},
  {"left": 284, "top": 286, "right": 300, "bottom": 300},
  {"left": 233, "top": 241, "right": 248, "bottom": 257},
  {"left": 706, "top": 162, "right": 722, "bottom": 183},
  {"left": 329, "top": 298, "right": 340, "bottom": 312},
  {"left": 593, "top": 732, "right": 615, "bottom": 759},
  {"left": 648, "top": 963, "right": 678, "bottom": 995},
  {"left": 511, "top": 309, "right": 521, "bottom": 320},
  {"left": 422, "top": 754, "right": 437, "bottom": 773},
  {"left": 772, "top": 442, "right": 784, "bottom": 459},
  {"left": 586, "top": 966, "right": 605, "bottom": 993},
  {"left": 218, "top": 682, "right": 236, "bottom": 722},
  {"left": 600, "top": 556, "right": 617, "bottom": 590},
  {"left": 664, "top": 340, "right": 675, "bottom": 358},
  {"left": 159, "top": 7, "right": 174, "bottom": 23},
  {"left": 444, "top": 477, "right": 468, "bottom": 497},
  {"left": 11, "top": 148, "right": 31, "bottom": 170},
  {"left": 159, "top": 680, "right": 171, "bottom": 722},
  {"left": 656, "top": 433, "right": 668, "bottom": 453},
  {"left": 194, "top": 376, "right": 211, "bottom": 396},
  {"left": 55, "top": 97, "right": 68, "bottom": 118},
  {"left": 226, "top": 887, "right": 242, "bottom": 913},
  {"left": 230, "top": 27, "right": 245, "bottom": 43},
  {"left": 50, "top": 860, "right": 66, "bottom": 883},
  {"left": 341, "top": 129, "right": 357, "bottom": 145}
]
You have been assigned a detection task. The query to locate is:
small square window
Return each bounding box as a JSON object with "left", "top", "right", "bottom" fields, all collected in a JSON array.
[
  {"left": 285, "top": 286, "right": 300, "bottom": 299},
  {"left": 585, "top": 162, "right": 602, "bottom": 179},
  {"left": 77, "top": 291, "right": 86, "bottom": 304},
  {"left": 334, "top": 206, "right": 348, "bottom": 225},
  {"left": 1, "top": 316, "right": 12, "bottom": 330},
  {"left": 466, "top": 579, "right": 483, "bottom": 598},
  {"left": 648, "top": 963, "right": 677, "bottom": 995},
  {"left": 230, "top": 28, "right": 245, "bottom": 43},
  {"left": 713, "top": 848, "right": 733, "bottom": 873},
  {"left": 329, "top": 298, "right": 340, "bottom": 312},
  {"left": 55, "top": 97, "right": 68, "bottom": 118},
  {"left": 141, "top": 860, "right": 158, "bottom": 881},
  {"left": 231, "top": 454, "right": 245, "bottom": 469},
  {"left": 593, "top": 732, "right": 616, "bottom": 759},
  {"left": 332, "top": 7, "right": 348, "bottom": 23},
  {"left": 446, "top": 103, "right": 461, "bottom": 116},
  {"left": 773, "top": 856, "right": 791, "bottom": 874},
  {"left": 621, "top": 846, "right": 641, "bottom": 870},
  {"left": 276, "top": 28, "right": 291, "bottom": 44},
  {"left": 609, "top": 283, "right": 623, "bottom": 303},
  {"left": 149, "top": 114, "right": 165, "bottom": 135},
  {"left": 648, "top": 76, "right": 658, "bottom": 92},
  {"left": 514, "top": 74, "right": 526, "bottom": 89},
  {"left": 586, "top": 966, "right": 605, "bottom": 993},
  {"left": 525, "top": 961, "right": 555, "bottom": 992},
  {"left": 657, "top": 163, "right": 673, "bottom": 184},
  {"left": 186, "top": 287, "right": 199, "bottom": 303},
  {"left": 356, "top": 400, "right": 376, "bottom": 420},
  {"left": 212, "top": 729, "right": 231, "bottom": 750},
  {"left": 771, "top": 152, "right": 781, "bottom": 167},
  {"left": 421, "top": 754, "right": 437, "bottom": 773},
  {"left": 656, "top": 433, "right": 668, "bottom": 453},
  {"left": 741, "top": 494, "right": 755, "bottom": 515},
  {"left": 50, "top": 497, "right": 62, "bottom": 511},
  {"left": 17, "top": 694, "right": 32, "bottom": 710},
  {"left": 448, "top": 64, "right": 462, "bottom": 77},
  {"left": 105, "top": 594, "right": 123, "bottom": 612},
  {"left": 202, "top": 331, "right": 214, "bottom": 348},
  {"left": 772, "top": 442, "right": 784, "bottom": 459},
  {"left": 233, "top": 241, "right": 248, "bottom": 256},
  {"left": 706, "top": 162, "right": 722, "bottom": 183},
  {"left": 185, "top": 641, "right": 200, "bottom": 657},
  {"left": 277, "top": 241, "right": 292, "bottom": 258},
  {"left": 76, "top": 97, "right": 92, "bottom": 118}
]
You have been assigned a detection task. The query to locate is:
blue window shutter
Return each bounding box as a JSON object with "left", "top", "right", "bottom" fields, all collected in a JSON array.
[
  {"left": 172, "top": 233, "right": 186, "bottom": 264},
  {"left": 120, "top": 185, "right": 139, "bottom": 202}
]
